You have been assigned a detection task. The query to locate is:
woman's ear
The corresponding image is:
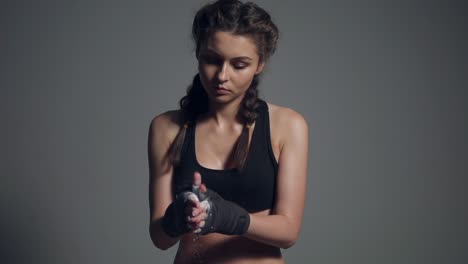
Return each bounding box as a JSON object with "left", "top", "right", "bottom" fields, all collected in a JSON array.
[{"left": 255, "top": 61, "right": 265, "bottom": 75}]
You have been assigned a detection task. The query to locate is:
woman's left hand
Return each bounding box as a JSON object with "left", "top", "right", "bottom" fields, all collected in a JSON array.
[
  {"left": 185, "top": 172, "right": 209, "bottom": 232},
  {"left": 189, "top": 172, "right": 250, "bottom": 236}
]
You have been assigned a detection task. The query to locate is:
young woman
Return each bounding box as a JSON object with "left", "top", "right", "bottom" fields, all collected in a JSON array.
[{"left": 148, "top": 1, "right": 308, "bottom": 263}]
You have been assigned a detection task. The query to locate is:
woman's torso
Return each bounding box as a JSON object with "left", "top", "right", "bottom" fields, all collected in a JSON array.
[{"left": 172, "top": 100, "right": 284, "bottom": 264}]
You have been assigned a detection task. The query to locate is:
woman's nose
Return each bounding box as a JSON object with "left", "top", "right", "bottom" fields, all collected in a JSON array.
[{"left": 217, "top": 63, "right": 229, "bottom": 82}]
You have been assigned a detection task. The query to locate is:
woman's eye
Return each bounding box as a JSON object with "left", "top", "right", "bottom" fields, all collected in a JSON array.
[
  {"left": 200, "top": 55, "right": 220, "bottom": 65},
  {"left": 203, "top": 57, "right": 218, "bottom": 64},
  {"left": 201, "top": 55, "right": 248, "bottom": 70},
  {"left": 234, "top": 63, "right": 247, "bottom": 69}
]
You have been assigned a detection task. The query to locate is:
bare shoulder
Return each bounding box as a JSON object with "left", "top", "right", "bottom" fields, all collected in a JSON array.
[
  {"left": 149, "top": 110, "right": 183, "bottom": 147},
  {"left": 266, "top": 102, "right": 308, "bottom": 148},
  {"left": 266, "top": 102, "right": 308, "bottom": 130}
]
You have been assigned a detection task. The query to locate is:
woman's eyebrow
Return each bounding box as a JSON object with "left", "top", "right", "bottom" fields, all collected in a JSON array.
[{"left": 204, "top": 48, "right": 253, "bottom": 61}]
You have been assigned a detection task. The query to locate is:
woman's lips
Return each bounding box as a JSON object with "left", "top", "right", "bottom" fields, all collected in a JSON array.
[{"left": 215, "top": 86, "right": 230, "bottom": 95}]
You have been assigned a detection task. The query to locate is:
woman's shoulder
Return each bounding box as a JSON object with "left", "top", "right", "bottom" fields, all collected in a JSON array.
[
  {"left": 264, "top": 101, "right": 308, "bottom": 148},
  {"left": 149, "top": 110, "right": 183, "bottom": 145},
  {"left": 265, "top": 101, "right": 308, "bottom": 129}
]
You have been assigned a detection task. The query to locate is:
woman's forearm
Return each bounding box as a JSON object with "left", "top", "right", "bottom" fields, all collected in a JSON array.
[{"left": 243, "top": 214, "right": 301, "bottom": 249}]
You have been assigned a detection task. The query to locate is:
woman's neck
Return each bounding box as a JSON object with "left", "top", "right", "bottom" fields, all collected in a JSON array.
[{"left": 206, "top": 100, "right": 243, "bottom": 128}]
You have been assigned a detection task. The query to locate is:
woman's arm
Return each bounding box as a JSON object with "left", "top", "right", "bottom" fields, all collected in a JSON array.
[
  {"left": 148, "top": 111, "right": 182, "bottom": 250},
  {"left": 244, "top": 108, "right": 309, "bottom": 249}
]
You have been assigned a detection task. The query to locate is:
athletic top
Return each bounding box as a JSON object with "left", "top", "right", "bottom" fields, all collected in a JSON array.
[{"left": 173, "top": 99, "right": 278, "bottom": 212}]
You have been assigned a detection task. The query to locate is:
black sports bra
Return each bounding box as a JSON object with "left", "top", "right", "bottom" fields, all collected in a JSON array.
[{"left": 173, "top": 99, "right": 278, "bottom": 212}]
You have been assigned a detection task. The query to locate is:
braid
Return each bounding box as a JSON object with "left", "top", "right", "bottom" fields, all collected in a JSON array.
[
  {"left": 232, "top": 75, "right": 261, "bottom": 170},
  {"left": 170, "top": 74, "right": 208, "bottom": 165}
]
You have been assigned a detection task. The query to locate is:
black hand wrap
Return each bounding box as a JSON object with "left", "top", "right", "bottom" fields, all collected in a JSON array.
[
  {"left": 199, "top": 188, "right": 250, "bottom": 236},
  {"left": 161, "top": 191, "right": 196, "bottom": 237}
]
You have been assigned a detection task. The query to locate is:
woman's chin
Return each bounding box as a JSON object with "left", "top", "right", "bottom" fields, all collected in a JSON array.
[{"left": 208, "top": 95, "right": 244, "bottom": 106}]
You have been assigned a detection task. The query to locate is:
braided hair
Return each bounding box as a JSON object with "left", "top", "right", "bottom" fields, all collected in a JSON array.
[{"left": 171, "top": 0, "right": 279, "bottom": 170}]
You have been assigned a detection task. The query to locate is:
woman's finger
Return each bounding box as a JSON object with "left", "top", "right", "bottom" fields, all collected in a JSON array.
[
  {"left": 187, "top": 221, "right": 198, "bottom": 231},
  {"left": 188, "top": 211, "right": 208, "bottom": 223},
  {"left": 193, "top": 220, "right": 206, "bottom": 233},
  {"left": 193, "top": 171, "right": 202, "bottom": 186},
  {"left": 199, "top": 183, "right": 207, "bottom": 200},
  {"left": 187, "top": 206, "right": 203, "bottom": 217}
]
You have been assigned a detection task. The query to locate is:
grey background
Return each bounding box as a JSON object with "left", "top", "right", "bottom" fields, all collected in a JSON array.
[{"left": 1, "top": 0, "right": 467, "bottom": 263}]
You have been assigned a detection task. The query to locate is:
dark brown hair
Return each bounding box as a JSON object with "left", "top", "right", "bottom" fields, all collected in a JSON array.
[{"left": 170, "top": 0, "right": 279, "bottom": 170}]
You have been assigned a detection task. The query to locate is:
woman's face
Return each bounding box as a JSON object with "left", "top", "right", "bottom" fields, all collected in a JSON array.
[{"left": 198, "top": 31, "right": 265, "bottom": 106}]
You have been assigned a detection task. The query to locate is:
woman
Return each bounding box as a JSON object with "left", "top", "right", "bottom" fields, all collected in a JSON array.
[{"left": 148, "top": 0, "right": 308, "bottom": 263}]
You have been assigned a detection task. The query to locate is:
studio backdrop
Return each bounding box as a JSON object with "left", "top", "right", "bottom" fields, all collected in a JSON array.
[{"left": 1, "top": 0, "right": 467, "bottom": 263}]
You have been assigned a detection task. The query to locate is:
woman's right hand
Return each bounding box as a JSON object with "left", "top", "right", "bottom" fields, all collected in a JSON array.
[
  {"left": 161, "top": 172, "right": 208, "bottom": 237},
  {"left": 161, "top": 190, "right": 197, "bottom": 237}
]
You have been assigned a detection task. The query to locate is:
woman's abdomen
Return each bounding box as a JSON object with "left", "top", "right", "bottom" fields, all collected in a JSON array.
[{"left": 175, "top": 232, "right": 284, "bottom": 264}]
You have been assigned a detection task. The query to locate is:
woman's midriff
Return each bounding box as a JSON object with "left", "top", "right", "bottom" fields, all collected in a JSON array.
[{"left": 174, "top": 210, "right": 285, "bottom": 264}]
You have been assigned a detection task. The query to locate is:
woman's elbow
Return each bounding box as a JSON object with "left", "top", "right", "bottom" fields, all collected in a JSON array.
[
  {"left": 279, "top": 238, "right": 297, "bottom": 249},
  {"left": 279, "top": 229, "right": 300, "bottom": 249},
  {"left": 151, "top": 238, "right": 173, "bottom": 251},
  {"left": 149, "top": 222, "right": 177, "bottom": 250}
]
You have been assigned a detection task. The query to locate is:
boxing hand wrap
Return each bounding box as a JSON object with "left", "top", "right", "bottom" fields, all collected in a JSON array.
[
  {"left": 199, "top": 188, "right": 250, "bottom": 236},
  {"left": 161, "top": 191, "right": 198, "bottom": 237}
]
